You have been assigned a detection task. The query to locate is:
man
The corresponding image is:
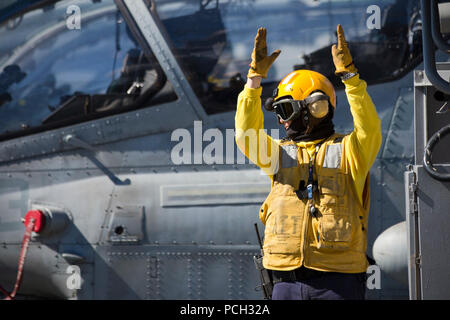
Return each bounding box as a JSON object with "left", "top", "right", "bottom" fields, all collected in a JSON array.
[{"left": 235, "top": 25, "right": 382, "bottom": 300}]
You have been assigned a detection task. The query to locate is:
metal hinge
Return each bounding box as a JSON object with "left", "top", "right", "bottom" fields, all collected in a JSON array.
[
  {"left": 409, "top": 182, "right": 418, "bottom": 215},
  {"left": 415, "top": 255, "right": 421, "bottom": 266}
]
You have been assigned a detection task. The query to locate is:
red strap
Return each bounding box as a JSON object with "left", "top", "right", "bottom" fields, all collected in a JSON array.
[{"left": 1, "top": 218, "right": 35, "bottom": 300}]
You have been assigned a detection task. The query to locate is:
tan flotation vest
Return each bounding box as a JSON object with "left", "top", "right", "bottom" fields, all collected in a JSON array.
[{"left": 260, "top": 133, "right": 370, "bottom": 273}]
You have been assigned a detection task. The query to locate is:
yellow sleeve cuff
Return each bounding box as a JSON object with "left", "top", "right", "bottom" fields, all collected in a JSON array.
[{"left": 243, "top": 85, "right": 263, "bottom": 98}]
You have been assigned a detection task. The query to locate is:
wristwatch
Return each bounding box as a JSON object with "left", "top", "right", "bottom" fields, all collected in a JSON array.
[{"left": 341, "top": 72, "right": 358, "bottom": 81}]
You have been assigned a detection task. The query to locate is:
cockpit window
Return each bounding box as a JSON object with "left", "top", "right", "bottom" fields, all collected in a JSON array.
[
  {"left": 155, "top": 0, "right": 421, "bottom": 115},
  {"left": 0, "top": 0, "right": 177, "bottom": 141}
]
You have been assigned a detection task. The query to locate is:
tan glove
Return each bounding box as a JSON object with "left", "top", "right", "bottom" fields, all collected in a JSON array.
[
  {"left": 247, "top": 27, "right": 281, "bottom": 79},
  {"left": 331, "top": 24, "right": 358, "bottom": 76}
]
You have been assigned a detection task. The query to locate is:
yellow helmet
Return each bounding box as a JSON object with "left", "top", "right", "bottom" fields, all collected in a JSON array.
[{"left": 274, "top": 70, "right": 336, "bottom": 109}]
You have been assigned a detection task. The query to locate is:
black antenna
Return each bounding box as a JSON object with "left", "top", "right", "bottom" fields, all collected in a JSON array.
[{"left": 254, "top": 223, "right": 263, "bottom": 249}]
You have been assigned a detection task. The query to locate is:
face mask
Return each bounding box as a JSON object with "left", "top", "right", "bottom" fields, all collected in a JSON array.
[{"left": 285, "top": 96, "right": 334, "bottom": 142}]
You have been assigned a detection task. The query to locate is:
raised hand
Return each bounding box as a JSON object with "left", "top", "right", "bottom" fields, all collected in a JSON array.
[
  {"left": 247, "top": 27, "right": 281, "bottom": 79},
  {"left": 331, "top": 24, "right": 357, "bottom": 76}
]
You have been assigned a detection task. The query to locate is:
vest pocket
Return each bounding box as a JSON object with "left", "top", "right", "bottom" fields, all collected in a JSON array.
[
  {"left": 318, "top": 214, "right": 352, "bottom": 250},
  {"left": 263, "top": 241, "right": 302, "bottom": 269},
  {"left": 319, "top": 172, "right": 344, "bottom": 197},
  {"left": 264, "top": 242, "right": 301, "bottom": 255}
]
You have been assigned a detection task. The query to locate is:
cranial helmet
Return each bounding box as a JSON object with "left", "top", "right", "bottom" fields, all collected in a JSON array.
[
  {"left": 276, "top": 69, "right": 336, "bottom": 107},
  {"left": 265, "top": 70, "right": 336, "bottom": 122}
]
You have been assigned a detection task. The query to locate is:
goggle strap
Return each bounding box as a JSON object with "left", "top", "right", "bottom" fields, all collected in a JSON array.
[{"left": 303, "top": 93, "right": 329, "bottom": 105}]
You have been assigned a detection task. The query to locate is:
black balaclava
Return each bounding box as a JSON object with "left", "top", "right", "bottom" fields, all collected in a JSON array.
[{"left": 285, "top": 105, "right": 335, "bottom": 142}]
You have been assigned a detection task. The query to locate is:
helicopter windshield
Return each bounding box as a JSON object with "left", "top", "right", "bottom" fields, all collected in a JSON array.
[
  {"left": 0, "top": 0, "right": 176, "bottom": 140},
  {"left": 154, "top": 0, "right": 421, "bottom": 114}
]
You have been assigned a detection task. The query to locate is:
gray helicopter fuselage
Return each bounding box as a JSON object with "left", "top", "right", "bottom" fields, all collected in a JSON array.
[{"left": 0, "top": 0, "right": 423, "bottom": 299}]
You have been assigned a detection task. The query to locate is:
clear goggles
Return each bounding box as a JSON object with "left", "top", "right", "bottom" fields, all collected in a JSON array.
[{"left": 272, "top": 93, "right": 329, "bottom": 122}]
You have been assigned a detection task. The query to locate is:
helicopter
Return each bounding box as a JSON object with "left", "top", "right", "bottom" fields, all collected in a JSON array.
[{"left": 0, "top": 0, "right": 429, "bottom": 299}]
